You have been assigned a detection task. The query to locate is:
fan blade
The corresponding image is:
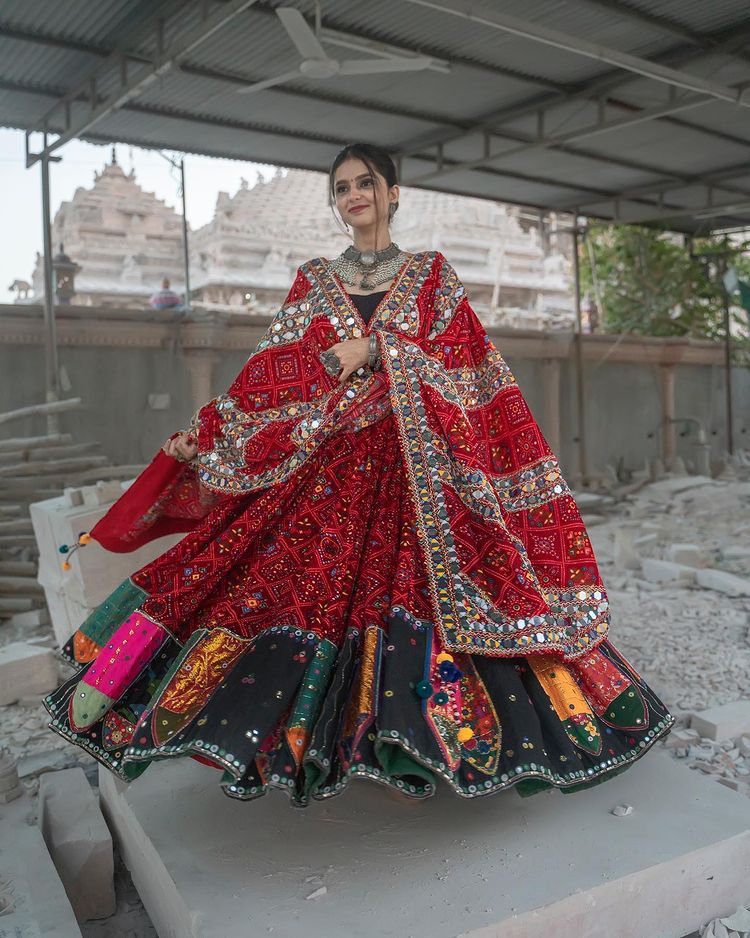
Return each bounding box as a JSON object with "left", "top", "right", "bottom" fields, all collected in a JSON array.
[
  {"left": 277, "top": 6, "right": 328, "bottom": 61},
  {"left": 236, "top": 69, "right": 300, "bottom": 94},
  {"left": 338, "top": 56, "right": 435, "bottom": 75}
]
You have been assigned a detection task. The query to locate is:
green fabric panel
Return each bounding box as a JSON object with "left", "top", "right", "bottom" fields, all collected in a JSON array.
[
  {"left": 287, "top": 639, "right": 337, "bottom": 732},
  {"left": 303, "top": 760, "right": 328, "bottom": 797},
  {"left": 79, "top": 578, "right": 148, "bottom": 646},
  {"left": 604, "top": 688, "right": 646, "bottom": 728},
  {"left": 515, "top": 778, "right": 553, "bottom": 797},
  {"left": 375, "top": 739, "right": 437, "bottom": 788}
]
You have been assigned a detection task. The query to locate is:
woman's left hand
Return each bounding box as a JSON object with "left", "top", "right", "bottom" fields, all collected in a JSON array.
[{"left": 327, "top": 337, "right": 371, "bottom": 384}]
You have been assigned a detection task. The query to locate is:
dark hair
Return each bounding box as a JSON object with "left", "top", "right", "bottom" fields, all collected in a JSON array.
[{"left": 328, "top": 142, "right": 399, "bottom": 234}]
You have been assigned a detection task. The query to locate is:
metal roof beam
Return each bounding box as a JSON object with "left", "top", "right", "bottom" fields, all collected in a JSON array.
[
  {"left": 611, "top": 197, "right": 750, "bottom": 227},
  {"left": 404, "top": 90, "right": 720, "bottom": 186},
  {"left": 402, "top": 0, "right": 750, "bottom": 106},
  {"left": 616, "top": 162, "right": 750, "bottom": 203},
  {"left": 26, "top": 0, "right": 261, "bottom": 164},
  {"left": 572, "top": 0, "right": 730, "bottom": 51},
  {"left": 396, "top": 17, "right": 750, "bottom": 159},
  {"left": 2, "top": 73, "right": 629, "bottom": 205}
]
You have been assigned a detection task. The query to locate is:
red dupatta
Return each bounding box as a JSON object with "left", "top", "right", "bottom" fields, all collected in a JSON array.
[{"left": 89, "top": 251, "right": 610, "bottom": 662}]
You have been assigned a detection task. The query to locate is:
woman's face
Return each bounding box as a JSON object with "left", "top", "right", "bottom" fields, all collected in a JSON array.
[{"left": 333, "top": 156, "right": 398, "bottom": 230}]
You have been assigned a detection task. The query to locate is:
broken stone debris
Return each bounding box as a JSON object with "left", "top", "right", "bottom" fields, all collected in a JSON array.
[
  {"left": 0, "top": 745, "right": 21, "bottom": 803},
  {"left": 700, "top": 904, "right": 750, "bottom": 938},
  {"left": 692, "top": 701, "right": 750, "bottom": 742},
  {"left": 0, "top": 641, "right": 58, "bottom": 706},
  {"left": 695, "top": 568, "right": 750, "bottom": 598},
  {"left": 640, "top": 558, "right": 696, "bottom": 585},
  {"left": 664, "top": 543, "right": 706, "bottom": 567},
  {"left": 611, "top": 804, "right": 633, "bottom": 817}
]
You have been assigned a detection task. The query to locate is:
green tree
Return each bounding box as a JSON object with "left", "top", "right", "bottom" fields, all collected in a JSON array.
[{"left": 579, "top": 225, "right": 749, "bottom": 347}]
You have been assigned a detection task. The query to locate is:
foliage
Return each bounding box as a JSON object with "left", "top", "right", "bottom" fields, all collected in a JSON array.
[{"left": 578, "top": 225, "right": 750, "bottom": 353}]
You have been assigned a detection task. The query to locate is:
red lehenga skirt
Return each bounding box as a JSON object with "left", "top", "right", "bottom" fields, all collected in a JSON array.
[{"left": 44, "top": 402, "right": 672, "bottom": 807}]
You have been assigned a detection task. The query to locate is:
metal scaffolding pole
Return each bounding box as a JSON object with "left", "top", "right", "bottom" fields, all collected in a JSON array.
[
  {"left": 157, "top": 150, "right": 191, "bottom": 310},
  {"left": 721, "top": 271, "right": 735, "bottom": 457},
  {"left": 39, "top": 132, "right": 62, "bottom": 433},
  {"left": 179, "top": 157, "right": 191, "bottom": 310},
  {"left": 572, "top": 224, "right": 589, "bottom": 486}
]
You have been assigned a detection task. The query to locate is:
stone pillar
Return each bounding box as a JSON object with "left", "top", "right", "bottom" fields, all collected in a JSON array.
[
  {"left": 183, "top": 349, "right": 221, "bottom": 411},
  {"left": 659, "top": 363, "right": 676, "bottom": 468},
  {"left": 540, "top": 358, "right": 562, "bottom": 453}
]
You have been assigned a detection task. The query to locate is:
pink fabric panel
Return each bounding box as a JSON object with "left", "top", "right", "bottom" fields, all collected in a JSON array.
[{"left": 80, "top": 611, "right": 166, "bottom": 699}]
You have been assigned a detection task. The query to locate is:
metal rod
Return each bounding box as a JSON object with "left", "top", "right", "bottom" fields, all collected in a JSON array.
[
  {"left": 179, "top": 157, "right": 191, "bottom": 310},
  {"left": 572, "top": 224, "right": 589, "bottom": 485},
  {"left": 40, "top": 133, "right": 61, "bottom": 434},
  {"left": 722, "top": 274, "right": 734, "bottom": 456}
]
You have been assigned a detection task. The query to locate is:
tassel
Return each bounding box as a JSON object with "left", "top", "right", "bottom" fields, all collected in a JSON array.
[{"left": 58, "top": 531, "right": 92, "bottom": 571}]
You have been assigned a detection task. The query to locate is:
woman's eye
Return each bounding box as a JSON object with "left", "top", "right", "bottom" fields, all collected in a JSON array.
[{"left": 360, "top": 178, "right": 373, "bottom": 187}]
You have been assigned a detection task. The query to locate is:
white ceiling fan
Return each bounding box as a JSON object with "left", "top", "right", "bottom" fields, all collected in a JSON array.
[{"left": 236, "top": 3, "right": 437, "bottom": 95}]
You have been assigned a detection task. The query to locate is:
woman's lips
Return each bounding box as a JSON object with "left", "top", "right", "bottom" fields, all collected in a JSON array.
[{"left": 348, "top": 205, "right": 368, "bottom": 214}]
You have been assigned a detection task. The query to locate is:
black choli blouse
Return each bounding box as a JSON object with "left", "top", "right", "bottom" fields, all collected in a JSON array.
[{"left": 347, "top": 290, "right": 387, "bottom": 326}]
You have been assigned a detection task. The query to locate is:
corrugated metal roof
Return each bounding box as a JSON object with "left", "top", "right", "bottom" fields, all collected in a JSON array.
[{"left": 2, "top": 0, "right": 750, "bottom": 231}]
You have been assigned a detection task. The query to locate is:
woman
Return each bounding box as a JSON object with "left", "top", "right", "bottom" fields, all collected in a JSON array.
[{"left": 45, "top": 143, "right": 673, "bottom": 806}]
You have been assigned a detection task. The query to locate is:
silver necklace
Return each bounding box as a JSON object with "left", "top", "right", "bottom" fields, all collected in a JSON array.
[{"left": 330, "top": 242, "right": 407, "bottom": 289}]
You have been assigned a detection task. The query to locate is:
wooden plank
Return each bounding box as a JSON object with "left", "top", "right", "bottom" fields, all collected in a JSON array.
[
  {"left": 0, "top": 535, "right": 38, "bottom": 547},
  {"left": 0, "top": 398, "right": 82, "bottom": 426},
  {"left": 70, "top": 465, "right": 145, "bottom": 483},
  {"left": 0, "top": 596, "right": 35, "bottom": 613},
  {"left": 0, "top": 561, "right": 37, "bottom": 576},
  {"left": 0, "top": 576, "right": 44, "bottom": 596},
  {"left": 0, "top": 490, "right": 63, "bottom": 501},
  {"left": 0, "top": 442, "right": 102, "bottom": 465},
  {"left": 0, "top": 434, "right": 72, "bottom": 452},
  {"left": 0, "top": 456, "right": 109, "bottom": 477},
  {"left": 0, "top": 519, "right": 34, "bottom": 534}
]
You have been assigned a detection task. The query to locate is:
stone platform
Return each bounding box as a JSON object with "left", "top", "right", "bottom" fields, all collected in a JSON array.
[{"left": 99, "top": 749, "right": 750, "bottom": 938}]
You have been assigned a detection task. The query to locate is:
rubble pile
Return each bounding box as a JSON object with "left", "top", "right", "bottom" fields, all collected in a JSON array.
[{"left": 581, "top": 459, "right": 750, "bottom": 804}]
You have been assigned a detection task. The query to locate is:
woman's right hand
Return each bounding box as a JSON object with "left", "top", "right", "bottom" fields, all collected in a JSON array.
[{"left": 162, "top": 432, "right": 198, "bottom": 463}]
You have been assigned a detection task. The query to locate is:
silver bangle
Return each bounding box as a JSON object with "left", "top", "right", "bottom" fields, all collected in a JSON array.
[{"left": 368, "top": 333, "right": 381, "bottom": 370}]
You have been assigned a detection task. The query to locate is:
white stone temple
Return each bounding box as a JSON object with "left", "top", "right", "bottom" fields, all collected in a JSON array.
[
  {"left": 19, "top": 154, "right": 574, "bottom": 328},
  {"left": 27, "top": 151, "right": 187, "bottom": 307}
]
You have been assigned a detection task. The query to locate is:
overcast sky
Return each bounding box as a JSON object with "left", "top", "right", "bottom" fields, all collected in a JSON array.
[{"left": 0, "top": 128, "right": 279, "bottom": 303}]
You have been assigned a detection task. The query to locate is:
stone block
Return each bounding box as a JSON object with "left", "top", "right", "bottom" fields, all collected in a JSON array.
[
  {"left": 614, "top": 528, "right": 640, "bottom": 570},
  {"left": 5, "top": 606, "right": 51, "bottom": 628},
  {"left": 723, "top": 545, "right": 750, "bottom": 561},
  {"left": 38, "top": 767, "right": 116, "bottom": 923},
  {"left": 640, "top": 558, "right": 695, "bottom": 585},
  {"left": 100, "top": 750, "right": 750, "bottom": 938},
  {"left": 0, "top": 642, "right": 58, "bottom": 706},
  {"left": 692, "top": 700, "right": 750, "bottom": 741},
  {"left": 695, "top": 568, "right": 750, "bottom": 597},
  {"left": 0, "top": 790, "right": 82, "bottom": 937},
  {"left": 643, "top": 476, "right": 715, "bottom": 499},
  {"left": 664, "top": 728, "right": 700, "bottom": 749},
  {"left": 665, "top": 543, "right": 705, "bottom": 567}
]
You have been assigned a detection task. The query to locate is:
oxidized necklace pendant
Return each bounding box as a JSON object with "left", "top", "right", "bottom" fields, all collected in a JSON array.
[{"left": 329, "top": 242, "right": 407, "bottom": 289}]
